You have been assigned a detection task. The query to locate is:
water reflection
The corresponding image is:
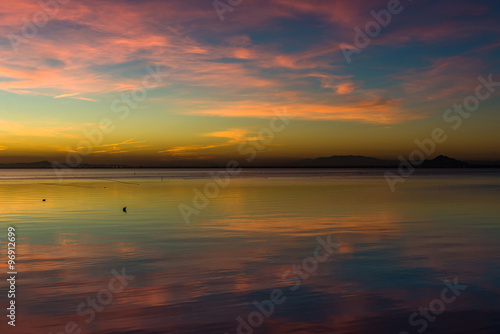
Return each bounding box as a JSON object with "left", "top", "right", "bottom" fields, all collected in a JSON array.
[{"left": 0, "top": 170, "right": 499, "bottom": 333}]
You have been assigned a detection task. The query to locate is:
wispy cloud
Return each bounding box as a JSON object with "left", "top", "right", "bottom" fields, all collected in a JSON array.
[
  {"left": 52, "top": 92, "right": 97, "bottom": 102},
  {"left": 158, "top": 128, "right": 257, "bottom": 156},
  {"left": 203, "top": 129, "right": 256, "bottom": 141},
  {"left": 64, "top": 138, "right": 149, "bottom": 154},
  {"left": 54, "top": 92, "right": 81, "bottom": 99},
  {"left": 0, "top": 119, "right": 95, "bottom": 139}
]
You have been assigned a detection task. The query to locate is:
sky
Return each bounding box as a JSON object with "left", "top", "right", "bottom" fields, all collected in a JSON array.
[{"left": 0, "top": 0, "right": 499, "bottom": 166}]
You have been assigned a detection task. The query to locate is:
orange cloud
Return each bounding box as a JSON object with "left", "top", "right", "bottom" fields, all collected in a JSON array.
[
  {"left": 0, "top": 119, "right": 95, "bottom": 139},
  {"left": 158, "top": 129, "right": 256, "bottom": 156},
  {"left": 336, "top": 82, "right": 356, "bottom": 95}
]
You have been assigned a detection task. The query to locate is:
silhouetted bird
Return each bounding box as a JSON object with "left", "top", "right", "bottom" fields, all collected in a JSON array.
[
  {"left": 42, "top": 199, "right": 46, "bottom": 201},
  {"left": 123, "top": 206, "right": 127, "bottom": 213}
]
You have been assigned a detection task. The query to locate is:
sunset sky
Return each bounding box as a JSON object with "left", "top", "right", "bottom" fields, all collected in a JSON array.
[{"left": 1, "top": 0, "right": 499, "bottom": 165}]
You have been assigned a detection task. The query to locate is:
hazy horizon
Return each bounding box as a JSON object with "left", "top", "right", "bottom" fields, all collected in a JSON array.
[{"left": 2, "top": 154, "right": 500, "bottom": 168}]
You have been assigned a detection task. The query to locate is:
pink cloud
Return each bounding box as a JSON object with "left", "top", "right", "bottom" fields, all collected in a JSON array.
[
  {"left": 394, "top": 56, "right": 490, "bottom": 102},
  {"left": 0, "top": 0, "right": 497, "bottom": 125}
]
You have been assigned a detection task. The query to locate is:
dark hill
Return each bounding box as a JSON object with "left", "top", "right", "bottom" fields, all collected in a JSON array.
[{"left": 421, "top": 155, "right": 470, "bottom": 168}]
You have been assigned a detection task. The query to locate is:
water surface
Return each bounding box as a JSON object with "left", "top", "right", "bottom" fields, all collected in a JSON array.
[{"left": 0, "top": 169, "right": 499, "bottom": 333}]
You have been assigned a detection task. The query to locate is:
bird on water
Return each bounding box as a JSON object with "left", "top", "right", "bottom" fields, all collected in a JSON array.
[{"left": 123, "top": 206, "right": 127, "bottom": 213}]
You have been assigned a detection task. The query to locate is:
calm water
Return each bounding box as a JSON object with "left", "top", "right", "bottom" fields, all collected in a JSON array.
[{"left": 0, "top": 169, "right": 499, "bottom": 334}]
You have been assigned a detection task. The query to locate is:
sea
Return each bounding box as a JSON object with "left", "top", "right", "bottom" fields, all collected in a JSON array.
[{"left": 0, "top": 168, "right": 499, "bottom": 333}]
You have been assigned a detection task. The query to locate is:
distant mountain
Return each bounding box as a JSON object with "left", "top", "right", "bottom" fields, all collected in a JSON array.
[
  {"left": 421, "top": 155, "right": 470, "bottom": 168},
  {"left": 0, "top": 156, "right": 498, "bottom": 169},
  {"left": 0, "top": 160, "right": 53, "bottom": 168},
  {"left": 295, "top": 155, "right": 488, "bottom": 168},
  {"left": 296, "top": 155, "right": 396, "bottom": 167}
]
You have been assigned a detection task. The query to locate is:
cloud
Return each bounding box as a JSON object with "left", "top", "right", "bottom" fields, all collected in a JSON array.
[
  {"left": 158, "top": 128, "right": 257, "bottom": 156},
  {"left": 203, "top": 129, "right": 255, "bottom": 141},
  {"left": 336, "top": 82, "right": 356, "bottom": 95},
  {"left": 393, "top": 56, "right": 489, "bottom": 102},
  {"left": 54, "top": 92, "right": 81, "bottom": 98},
  {"left": 182, "top": 88, "right": 418, "bottom": 123},
  {"left": 0, "top": 0, "right": 498, "bottom": 124},
  {"left": 0, "top": 119, "right": 95, "bottom": 139},
  {"left": 158, "top": 144, "right": 219, "bottom": 155},
  {"left": 53, "top": 92, "right": 96, "bottom": 101},
  {"left": 71, "top": 97, "right": 97, "bottom": 102},
  {"left": 84, "top": 139, "right": 148, "bottom": 154}
]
